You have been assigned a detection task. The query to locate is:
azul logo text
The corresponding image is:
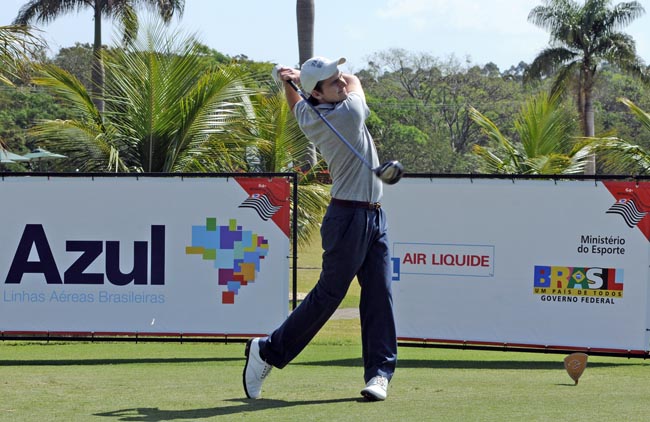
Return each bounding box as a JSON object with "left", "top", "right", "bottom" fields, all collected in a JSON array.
[{"left": 3, "top": 225, "right": 165, "bottom": 286}]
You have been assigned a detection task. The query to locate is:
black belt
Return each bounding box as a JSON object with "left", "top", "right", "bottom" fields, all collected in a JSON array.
[{"left": 331, "top": 198, "right": 381, "bottom": 209}]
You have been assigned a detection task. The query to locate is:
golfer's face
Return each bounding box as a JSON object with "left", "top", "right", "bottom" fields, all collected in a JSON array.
[{"left": 318, "top": 72, "right": 348, "bottom": 103}]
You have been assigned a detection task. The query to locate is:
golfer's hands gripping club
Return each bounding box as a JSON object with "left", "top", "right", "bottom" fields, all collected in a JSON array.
[{"left": 272, "top": 65, "right": 300, "bottom": 86}]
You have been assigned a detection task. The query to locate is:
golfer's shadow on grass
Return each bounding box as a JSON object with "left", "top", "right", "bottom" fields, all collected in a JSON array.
[
  {"left": 295, "top": 358, "right": 634, "bottom": 370},
  {"left": 94, "top": 397, "right": 363, "bottom": 421}
]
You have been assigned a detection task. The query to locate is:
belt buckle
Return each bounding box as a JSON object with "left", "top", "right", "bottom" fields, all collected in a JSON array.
[{"left": 371, "top": 202, "right": 381, "bottom": 209}]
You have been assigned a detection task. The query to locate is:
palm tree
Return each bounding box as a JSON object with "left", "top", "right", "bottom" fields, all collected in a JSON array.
[
  {"left": 526, "top": 0, "right": 648, "bottom": 174},
  {"left": 0, "top": 24, "right": 42, "bottom": 86},
  {"left": 470, "top": 90, "right": 591, "bottom": 174},
  {"left": 591, "top": 98, "right": 650, "bottom": 174},
  {"left": 29, "top": 22, "right": 255, "bottom": 173},
  {"left": 13, "top": 0, "right": 184, "bottom": 113}
]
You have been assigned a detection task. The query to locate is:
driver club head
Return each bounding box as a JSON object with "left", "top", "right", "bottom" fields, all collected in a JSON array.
[{"left": 375, "top": 160, "right": 404, "bottom": 185}]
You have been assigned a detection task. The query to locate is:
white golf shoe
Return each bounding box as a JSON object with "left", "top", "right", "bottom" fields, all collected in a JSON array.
[
  {"left": 243, "top": 338, "right": 272, "bottom": 399},
  {"left": 360, "top": 375, "right": 388, "bottom": 401}
]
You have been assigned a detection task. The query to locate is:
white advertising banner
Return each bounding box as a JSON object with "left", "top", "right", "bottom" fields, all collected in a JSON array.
[
  {"left": 383, "top": 177, "right": 650, "bottom": 353},
  {"left": 0, "top": 175, "right": 290, "bottom": 336}
]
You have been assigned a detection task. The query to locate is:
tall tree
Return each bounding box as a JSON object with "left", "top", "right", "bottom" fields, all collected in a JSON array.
[
  {"left": 13, "top": 0, "right": 184, "bottom": 113},
  {"left": 525, "top": 0, "right": 648, "bottom": 174},
  {"left": 52, "top": 42, "right": 94, "bottom": 89}
]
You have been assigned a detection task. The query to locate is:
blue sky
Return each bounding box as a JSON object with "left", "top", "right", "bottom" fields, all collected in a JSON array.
[{"left": 3, "top": 0, "right": 650, "bottom": 72}]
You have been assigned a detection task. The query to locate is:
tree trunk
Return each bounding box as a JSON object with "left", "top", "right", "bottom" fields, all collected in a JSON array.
[
  {"left": 296, "top": 0, "right": 314, "bottom": 67},
  {"left": 91, "top": 0, "right": 105, "bottom": 114},
  {"left": 583, "top": 97, "right": 596, "bottom": 174},
  {"left": 296, "top": 0, "right": 316, "bottom": 170},
  {"left": 582, "top": 74, "right": 596, "bottom": 175}
]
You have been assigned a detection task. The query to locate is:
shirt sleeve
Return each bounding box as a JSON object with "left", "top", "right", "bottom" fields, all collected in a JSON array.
[
  {"left": 334, "top": 92, "right": 369, "bottom": 132},
  {"left": 345, "top": 92, "right": 370, "bottom": 120}
]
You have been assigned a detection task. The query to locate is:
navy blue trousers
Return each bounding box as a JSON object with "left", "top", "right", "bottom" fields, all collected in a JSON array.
[{"left": 259, "top": 201, "right": 397, "bottom": 383}]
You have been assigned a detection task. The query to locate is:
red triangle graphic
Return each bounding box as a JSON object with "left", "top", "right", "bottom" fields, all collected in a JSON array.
[
  {"left": 603, "top": 181, "right": 650, "bottom": 241},
  {"left": 235, "top": 177, "right": 291, "bottom": 238}
]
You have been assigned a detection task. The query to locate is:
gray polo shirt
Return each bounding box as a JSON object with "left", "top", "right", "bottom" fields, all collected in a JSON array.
[{"left": 294, "top": 92, "right": 382, "bottom": 203}]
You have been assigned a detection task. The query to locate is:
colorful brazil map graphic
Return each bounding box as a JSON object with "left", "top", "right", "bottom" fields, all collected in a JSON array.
[{"left": 186, "top": 218, "right": 269, "bottom": 304}]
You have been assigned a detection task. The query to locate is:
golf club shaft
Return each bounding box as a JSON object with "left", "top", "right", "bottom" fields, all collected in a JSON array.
[{"left": 286, "top": 80, "right": 375, "bottom": 171}]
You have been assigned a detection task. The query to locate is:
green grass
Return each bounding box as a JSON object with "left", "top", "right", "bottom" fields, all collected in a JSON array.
[
  {"left": 3, "top": 236, "right": 649, "bottom": 421},
  {"left": 2, "top": 328, "right": 649, "bottom": 421}
]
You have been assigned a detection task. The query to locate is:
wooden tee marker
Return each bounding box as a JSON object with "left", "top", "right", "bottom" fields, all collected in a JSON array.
[{"left": 564, "top": 353, "right": 588, "bottom": 385}]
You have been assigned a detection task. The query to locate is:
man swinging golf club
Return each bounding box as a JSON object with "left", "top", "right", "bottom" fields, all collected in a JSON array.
[{"left": 242, "top": 56, "right": 398, "bottom": 401}]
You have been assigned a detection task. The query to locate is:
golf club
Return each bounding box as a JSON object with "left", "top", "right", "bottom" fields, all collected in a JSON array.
[{"left": 286, "top": 79, "right": 404, "bottom": 185}]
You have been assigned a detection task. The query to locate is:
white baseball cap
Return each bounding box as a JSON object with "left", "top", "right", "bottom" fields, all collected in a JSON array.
[{"left": 300, "top": 56, "right": 346, "bottom": 95}]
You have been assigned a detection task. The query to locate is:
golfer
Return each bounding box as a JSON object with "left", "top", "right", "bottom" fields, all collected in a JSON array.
[{"left": 243, "top": 56, "right": 397, "bottom": 401}]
